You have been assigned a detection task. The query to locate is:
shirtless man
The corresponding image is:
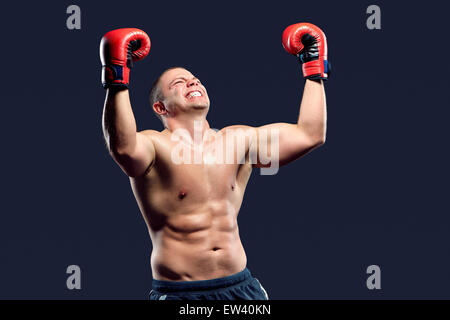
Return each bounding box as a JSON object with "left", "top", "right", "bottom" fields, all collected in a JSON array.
[{"left": 99, "top": 23, "right": 329, "bottom": 300}]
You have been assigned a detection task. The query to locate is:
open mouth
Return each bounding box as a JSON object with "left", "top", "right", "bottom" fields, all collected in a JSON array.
[{"left": 186, "top": 90, "right": 203, "bottom": 99}]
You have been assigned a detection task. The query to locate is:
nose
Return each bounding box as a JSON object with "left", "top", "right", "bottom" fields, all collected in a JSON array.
[{"left": 187, "top": 78, "right": 200, "bottom": 87}]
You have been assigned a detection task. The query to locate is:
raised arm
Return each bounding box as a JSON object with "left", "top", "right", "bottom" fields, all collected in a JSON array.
[
  {"left": 100, "top": 28, "right": 154, "bottom": 177},
  {"left": 102, "top": 88, "right": 155, "bottom": 177},
  {"left": 255, "top": 78, "right": 326, "bottom": 167},
  {"left": 225, "top": 23, "right": 329, "bottom": 170}
]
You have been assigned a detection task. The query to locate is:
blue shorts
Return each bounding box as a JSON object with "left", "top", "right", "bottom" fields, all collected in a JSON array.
[{"left": 149, "top": 268, "right": 269, "bottom": 300}]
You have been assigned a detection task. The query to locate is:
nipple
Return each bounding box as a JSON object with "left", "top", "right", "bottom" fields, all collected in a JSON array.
[
  {"left": 178, "top": 191, "right": 187, "bottom": 200},
  {"left": 231, "top": 184, "right": 235, "bottom": 191}
]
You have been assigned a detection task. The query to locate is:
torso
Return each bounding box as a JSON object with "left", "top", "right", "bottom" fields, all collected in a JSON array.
[{"left": 130, "top": 127, "right": 253, "bottom": 281}]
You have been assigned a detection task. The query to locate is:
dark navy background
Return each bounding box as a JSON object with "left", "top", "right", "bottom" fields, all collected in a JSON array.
[{"left": 0, "top": 1, "right": 449, "bottom": 299}]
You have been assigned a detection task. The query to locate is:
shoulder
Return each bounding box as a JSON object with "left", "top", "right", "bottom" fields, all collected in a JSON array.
[
  {"left": 139, "top": 129, "right": 163, "bottom": 136},
  {"left": 138, "top": 129, "right": 167, "bottom": 142},
  {"left": 220, "top": 124, "right": 252, "bottom": 131},
  {"left": 218, "top": 125, "right": 259, "bottom": 140},
  {"left": 219, "top": 125, "right": 255, "bottom": 135}
]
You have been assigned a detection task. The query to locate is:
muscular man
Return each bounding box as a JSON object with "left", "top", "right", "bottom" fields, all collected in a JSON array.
[{"left": 100, "top": 23, "right": 329, "bottom": 300}]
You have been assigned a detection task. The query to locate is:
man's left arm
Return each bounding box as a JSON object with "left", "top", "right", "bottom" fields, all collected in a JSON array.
[
  {"left": 253, "top": 78, "right": 326, "bottom": 167},
  {"left": 253, "top": 22, "right": 330, "bottom": 168},
  {"left": 223, "top": 23, "right": 329, "bottom": 168}
]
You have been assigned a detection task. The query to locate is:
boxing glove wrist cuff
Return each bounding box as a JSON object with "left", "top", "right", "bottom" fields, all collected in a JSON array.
[
  {"left": 101, "top": 64, "right": 130, "bottom": 89},
  {"left": 300, "top": 59, "right": 330, "bottom": 81}
]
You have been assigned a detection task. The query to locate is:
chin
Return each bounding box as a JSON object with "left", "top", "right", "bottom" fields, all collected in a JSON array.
[{"left": 191, "top": 103, "right": 209, "bottom": 110}]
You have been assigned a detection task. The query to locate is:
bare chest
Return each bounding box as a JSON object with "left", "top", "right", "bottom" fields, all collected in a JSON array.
[{"left": 143, "top": 133, "right": 251, "bottom": 204}]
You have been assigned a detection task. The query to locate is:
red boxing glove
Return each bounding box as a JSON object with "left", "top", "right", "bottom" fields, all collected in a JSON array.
[
  {"left": 99, "top": 28, "right": 151, "bottom": 88},
  {"left": 282, "top": 23, "right": 330, "bottom": 80}
]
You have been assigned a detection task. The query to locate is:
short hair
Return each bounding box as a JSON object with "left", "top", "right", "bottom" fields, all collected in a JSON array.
[{"left": 149, "top": 66, "right": 186, "bottom": 123}]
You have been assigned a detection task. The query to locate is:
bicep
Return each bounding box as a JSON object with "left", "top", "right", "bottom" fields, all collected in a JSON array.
[
  {"left": 112, "top": 132, "right": 156, "bottom": 177},
  {"left": 221, "top": 123, "right": 317, "bottom": 168},
  {"left": 254, "top": 123, "right": 318, "bottom": 167}
]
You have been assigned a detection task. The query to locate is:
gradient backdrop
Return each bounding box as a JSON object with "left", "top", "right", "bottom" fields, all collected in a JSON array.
[{"left": 0, "top": 0, "right": 449, "bottom": 299}]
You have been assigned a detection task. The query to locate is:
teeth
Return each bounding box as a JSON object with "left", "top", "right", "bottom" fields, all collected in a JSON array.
[{"left": 188, "top": 91, "right": 202, "bottom": 98}]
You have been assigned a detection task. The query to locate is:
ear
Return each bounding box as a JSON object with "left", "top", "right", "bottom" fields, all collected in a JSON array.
[{"left": 153, "top": 101, "right": 168, "bottom": 117}]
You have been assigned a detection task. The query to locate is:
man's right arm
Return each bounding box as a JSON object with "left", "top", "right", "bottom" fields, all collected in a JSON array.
[
  {"left": 102, "top": 88, "right": 155, "bottom": 177},
  {"left": 99, "top": 28, "right": 153, "bottom": 177}
]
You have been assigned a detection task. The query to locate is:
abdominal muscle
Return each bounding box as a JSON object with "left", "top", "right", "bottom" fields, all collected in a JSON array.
[
  {"left": 129, "top": 129, "right": 252, "bottom": 281},
  {"left": 149, "top": 209, "right": 247, "bottom": 281}
]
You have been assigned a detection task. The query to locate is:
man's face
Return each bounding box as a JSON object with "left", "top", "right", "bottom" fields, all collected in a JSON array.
[{"left": 158, "top": 68, "right": 210, "bottom": 116}]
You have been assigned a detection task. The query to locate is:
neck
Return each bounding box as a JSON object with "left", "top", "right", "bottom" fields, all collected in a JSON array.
[{"left": 166, "top": 113, "right": 210, "bottom": 145}]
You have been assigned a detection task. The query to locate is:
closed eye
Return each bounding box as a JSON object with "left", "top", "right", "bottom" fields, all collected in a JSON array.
[{"left": 170, "top": 80, "right": 185, "bottom": 88}]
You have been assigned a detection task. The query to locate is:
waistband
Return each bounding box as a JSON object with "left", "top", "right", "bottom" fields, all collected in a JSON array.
[{"left": 152, "top": 268, "right": 252, "bottom": 293}]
